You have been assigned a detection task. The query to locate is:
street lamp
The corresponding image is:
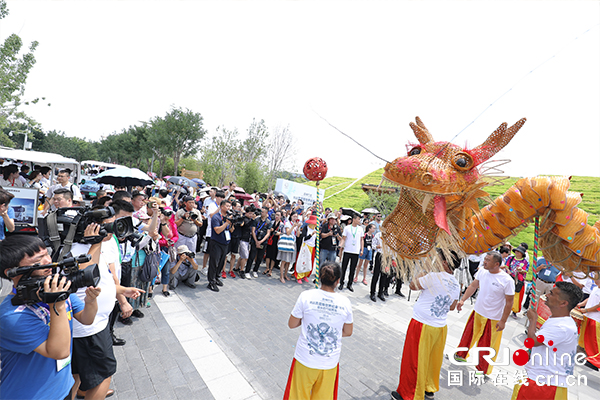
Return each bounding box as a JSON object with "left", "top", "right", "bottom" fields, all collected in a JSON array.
[{"left": 8, "top": 130, "right": 32, "bottom": 150}]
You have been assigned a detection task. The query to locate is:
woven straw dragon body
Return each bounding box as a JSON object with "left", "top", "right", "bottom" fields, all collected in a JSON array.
[{"left": 381, "top": 117, "right": 600, "bottom": 275}]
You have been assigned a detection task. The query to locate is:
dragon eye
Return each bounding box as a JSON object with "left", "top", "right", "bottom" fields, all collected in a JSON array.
[
  {"left": 452, "top": 152, "right": 473, "bottom": 171},
  {"left": 409, "top": 147, "right": 421, "bottom": 156}
]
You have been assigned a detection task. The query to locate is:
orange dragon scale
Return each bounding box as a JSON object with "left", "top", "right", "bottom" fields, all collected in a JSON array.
[{"left": 381, "top": 117, "right": 599, "bottom": 276}]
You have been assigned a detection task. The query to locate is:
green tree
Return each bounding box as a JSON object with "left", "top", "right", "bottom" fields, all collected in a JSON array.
[
  {"left": 148, "top": 107, "right": 206, "bottom": 177},
  {"left": 199, "top": 126, "right": 241, "bottom": 186},
  {"left": 238, "top": 161, "right": 266, "bottom": 193},
  {"left": 0, "top": 0, "right": 48, "bottom": 131}
]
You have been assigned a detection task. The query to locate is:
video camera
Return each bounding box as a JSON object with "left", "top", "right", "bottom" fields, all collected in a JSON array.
[
  {"left": 224, "top": 209, "right": 244, "bottom": 226},
  {"left": 6, "top": 254, "right": 100, "bottom": 306},
  {"left": 38, "top": 206, "right": 143, "bottom": 261}
]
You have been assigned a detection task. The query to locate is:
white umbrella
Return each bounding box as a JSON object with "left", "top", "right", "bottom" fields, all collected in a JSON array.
[{"left": 362, "top": 207, "right": 380, "bottom": 214}]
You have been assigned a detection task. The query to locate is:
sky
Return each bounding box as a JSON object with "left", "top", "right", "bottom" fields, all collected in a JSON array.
[{"left": 2, "top": 0, "right": 599, "bottom": 180}]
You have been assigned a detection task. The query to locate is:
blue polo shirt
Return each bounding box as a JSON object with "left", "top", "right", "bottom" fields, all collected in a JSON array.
[
  {"left": 0, "top": 293, "right": 84, "bottom": 399},
  {"left": 211, "top": 212, "right": 230, "bottom": 245}
]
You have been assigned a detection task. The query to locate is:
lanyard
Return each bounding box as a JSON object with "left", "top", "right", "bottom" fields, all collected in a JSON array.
[
  {"left": 257, "top": 219, "right": 267, "bottom": 232},
  {"left": 350, "top": 226, "right": 358, "bottom": 239}
]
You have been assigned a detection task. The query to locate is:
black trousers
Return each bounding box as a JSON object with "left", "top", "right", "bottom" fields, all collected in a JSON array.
[
  {"left": 340, "top": 252, "right": 359, "bottom": 286},
  {"left": 370, "top": 253, "right": 390, "bottom": 295},
  {"left": 208, "top": 240, "right": 228, "bottom": 284},
  {"left": 245, "top": 243, "right": 266, "bottom": 273},
  {"left": 108, "top": 301, "right": 119, "bottom": 333}
]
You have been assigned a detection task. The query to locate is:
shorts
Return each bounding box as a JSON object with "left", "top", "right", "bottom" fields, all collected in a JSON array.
[
  {"left": 228, "top": 237, "right": 241, "bottom": 256},
  {"left": 72, "top": 325, "right": 117, "bottom": 391},
  {"left": 359, "top": 248, "right": 373, "bottom": 260},
  {"left": 239, "top": 241, "right": 250, "bottom": 259}
]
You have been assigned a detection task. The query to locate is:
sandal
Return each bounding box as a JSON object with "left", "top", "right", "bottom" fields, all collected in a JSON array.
[
  {"left": 353, "top": 278, "right": 358, "bottom": 283},
  {"left": 363, "top": 279, "right": 368, "bottom": 285},
  {"left": 267, "top": 272, "right": 272, "bottom": 277},
  {"left": 162, "top": 290, "right": 170, "bottom": 297}
]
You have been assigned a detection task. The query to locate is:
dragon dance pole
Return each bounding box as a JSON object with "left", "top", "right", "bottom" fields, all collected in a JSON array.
[
  {"left": 302, "top": 157, "right": 328, "bottom": 289},
  {"left": 531, "top": 216, "right": 540, "bottom": 308},
  {"left": 314, "top": 181, "right": 321, "bottom": 288}
]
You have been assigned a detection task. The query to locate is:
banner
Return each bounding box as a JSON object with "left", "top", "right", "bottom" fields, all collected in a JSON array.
[{"left": 275, "top": 179, "right": 325, "bottom": 206}]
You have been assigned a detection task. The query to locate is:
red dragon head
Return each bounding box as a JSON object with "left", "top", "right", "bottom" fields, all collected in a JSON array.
[{"left": 382, "top": 116, "right": 526, "bottom": 260}]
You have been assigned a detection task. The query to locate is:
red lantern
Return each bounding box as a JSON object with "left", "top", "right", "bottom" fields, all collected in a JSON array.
[{"left": 303, "top": 157, "right": 328, "bottom": 181}]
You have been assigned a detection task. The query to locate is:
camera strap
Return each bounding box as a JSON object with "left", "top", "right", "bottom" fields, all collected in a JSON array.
[
  {"left": 59, "top": 213, "right": 83, "bottom": 260},
  {"left": 46, "top": 211, "right": 62, "bottom": 254}
]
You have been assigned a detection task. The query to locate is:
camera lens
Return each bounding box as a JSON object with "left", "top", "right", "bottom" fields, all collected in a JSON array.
[{"left": 69, "top": 264, "right": 100, "bottom": 291}]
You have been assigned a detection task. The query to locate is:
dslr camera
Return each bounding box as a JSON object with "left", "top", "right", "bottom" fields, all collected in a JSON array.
[{"left": 6, "top": 255, "right": 100, "bottom": 306}]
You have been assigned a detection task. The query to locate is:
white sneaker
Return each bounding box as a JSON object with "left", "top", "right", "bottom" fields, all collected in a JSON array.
[
  {"left": 252, "top": 272, "right": 258, "bottom": 278},
  {"left": 245, "top": 273, "right": 252, "bottom": 280},
  {"left": 200, "top": 268, "right": 208, "bottom": 276}
]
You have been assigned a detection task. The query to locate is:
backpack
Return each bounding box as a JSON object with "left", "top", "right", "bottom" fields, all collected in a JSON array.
[{"left": 138, "top": 247, "right": 161, "bottom": 282}]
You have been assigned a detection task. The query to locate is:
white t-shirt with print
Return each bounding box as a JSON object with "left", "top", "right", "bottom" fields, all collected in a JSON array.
[
  {"left": 473, "top": 268, "right": 515, "bottom": 321},
  {"left": 413, "top": 272, "right": 460, "bottom": 328},
  {"left": 291, "top": 289, "right": 353, "bottom": 370},
  {"left": 585, "top": 287, "right": 600, "bottom": 323},
  {"left": 342, "top": 225, "right": 364, "bottom": 254},
  {"left": 70, "top": 242, "right": 118, "bottom": 338},
  {"left": 525, "top": 316, "right": 579, "bottom": 388}
]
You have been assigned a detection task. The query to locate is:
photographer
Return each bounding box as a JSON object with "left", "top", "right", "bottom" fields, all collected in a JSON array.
[
  {"left": 320, "top": 213, "right": 341, "bottom": 263},
  {"left": 169, "top": 245, "right": 200, "bottom": 289},
  {"left": 175, "top": 195, "right": 202, "bottom": 262},
  {"left": 69, "top": 214, "right": 144, "bottom": 399},
  {"left": 236, "top": 205, "right": 257, "bottom": 279},
  {"left": 222, "top": 200, "right": 243, "bottom": 279},
  {"left": 0, "top": 235, "right": 101, "bottom": 400},
  {"left": 244, "top": 206, "right": 273, "bottom": 279},
  {"left": 207, "top": 199, "right": 232, "bottom": 292}
]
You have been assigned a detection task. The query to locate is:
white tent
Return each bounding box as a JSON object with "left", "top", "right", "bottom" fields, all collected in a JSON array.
[{"left": 0, "top": 147, "right": 81, "bottom": 181}]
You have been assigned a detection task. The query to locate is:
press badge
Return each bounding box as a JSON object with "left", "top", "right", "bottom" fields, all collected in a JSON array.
[
  {"left": 544, "top": 269, "right": 551, "bottom": 276},
  {"left": 225, "top": 231, "right": 231, "bottom": 241},
  {"left": 57, "top": 355, "right": 71, "bottom": 372}
]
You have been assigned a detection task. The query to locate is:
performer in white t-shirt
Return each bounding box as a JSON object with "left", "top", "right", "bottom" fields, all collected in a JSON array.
[
  {"left": 512, "top": 281, "right": 583, "bottom": 399},
  {"left": 284, "top": 263, "right": 353, "bottom": 400},
  {"left": 337, "top": 213, "right": 364, "bottom": 292},
  {"left": 391, "top": 249, "right": 460, "bottom": 400},
  {"left": 576, "top": 273, "right": 600, "bottom": 368},
  {"left": 455, "top": 251, "right": 515, "bottom": 375}
]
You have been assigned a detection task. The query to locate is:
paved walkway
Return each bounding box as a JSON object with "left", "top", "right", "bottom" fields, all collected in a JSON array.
[
  {"left": 2, "top": 260, "right": 599, "bottom": 399},
  {"left": 109, "top": 260, "right": 600, "bottom": 400}
]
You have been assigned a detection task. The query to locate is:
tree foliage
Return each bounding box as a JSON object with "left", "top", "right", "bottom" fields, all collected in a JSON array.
[{"left": 0, "top": 0, "right": 48, "bottom": 131}]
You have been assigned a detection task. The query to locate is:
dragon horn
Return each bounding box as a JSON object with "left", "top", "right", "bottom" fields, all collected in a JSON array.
[
  {"left": 471, "top": 118, "right": 527, "bottom": 164},
  {"left": 409, "top": 116, "right": 434, "bottom": 145}
]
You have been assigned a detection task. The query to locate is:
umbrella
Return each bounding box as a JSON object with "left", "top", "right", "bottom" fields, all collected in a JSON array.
[
  {"left": 192, "top": 178, "right": 206, "bottom": 187},
  {"left": 340, "top": 207, "right": 361, "bottom": 218},
  {"left": 167, "top": 176, "right": 199, "bottom": 188},
  {"left": 221, "top": 186, "right": 247, "bottom": 194},
  {"left": 362, "top": 207, "right": 380, "bottom": 214},
  {"left": 94, "top": 166, "right": 154, "bottom": 187}
]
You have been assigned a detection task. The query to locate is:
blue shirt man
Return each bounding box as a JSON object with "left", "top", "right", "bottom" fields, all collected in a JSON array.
[{"left": 207, "top": 198, "right": 231, "bottom": 291}]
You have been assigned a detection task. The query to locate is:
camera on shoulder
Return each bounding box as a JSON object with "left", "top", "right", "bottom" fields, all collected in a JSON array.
[{"left": 38, "top": 206, "right": 142, "bottom": 261}]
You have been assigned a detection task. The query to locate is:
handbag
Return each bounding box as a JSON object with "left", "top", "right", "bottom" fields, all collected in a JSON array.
[
  {"left": 296, "top": 242, "right": 313, "bottom": 274},
  {"left": 515, "top": 279, "right": 524, "bottom": 293}
]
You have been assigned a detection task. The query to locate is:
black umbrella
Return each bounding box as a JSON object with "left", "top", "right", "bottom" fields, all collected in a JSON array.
[
  {"left": 94, "top": 167, "right": 153, "bottom": 187},
  {"left": 340, "top": 207, "right": 361, "bottom": 218}
]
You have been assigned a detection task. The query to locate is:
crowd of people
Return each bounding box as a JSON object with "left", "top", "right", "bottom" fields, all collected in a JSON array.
[{"left": 1, "top": 167, "right": 600, "bottom": 400}]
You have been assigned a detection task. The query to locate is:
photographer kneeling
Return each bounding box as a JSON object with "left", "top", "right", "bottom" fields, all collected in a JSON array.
[
  {"left": 69, "top": 214, "right": 144, "bottom": 399},
  {"left": 0, "top": 235, "right": 101, "bottom": 400},
  {"left": 169, "top": 245, "right": 200, "bottom": 289}
]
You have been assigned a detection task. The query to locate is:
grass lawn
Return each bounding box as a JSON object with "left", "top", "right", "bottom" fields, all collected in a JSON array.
[{"left": 317, "top": 170, "right": 600, "bottom": 256}]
